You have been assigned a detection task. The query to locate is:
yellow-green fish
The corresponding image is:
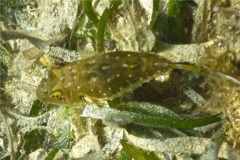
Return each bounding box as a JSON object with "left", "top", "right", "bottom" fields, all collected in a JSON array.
[{"left": 36, "top": 51, "right": 200, "bottom": 105}]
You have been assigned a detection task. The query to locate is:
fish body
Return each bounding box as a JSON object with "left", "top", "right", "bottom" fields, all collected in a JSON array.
[{"left": 36, "top": 52, "right": 173, "bottom": 105}]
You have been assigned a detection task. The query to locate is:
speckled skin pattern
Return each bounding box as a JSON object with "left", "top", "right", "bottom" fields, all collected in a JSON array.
[{"left": 36, "top": 52, "right": 170, "bottom": 105}]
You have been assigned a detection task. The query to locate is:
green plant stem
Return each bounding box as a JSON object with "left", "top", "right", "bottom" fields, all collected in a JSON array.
[
  {"left": 44, "top": 147, "right": 59, "bottom": 160},
  {"left": 82, "top": 0, "right": 99, "bottom": 26},
  {"left": 68, "top": 6, "right": 85, "bottom": 50},
  {"left": 167, "top": 0, "right": 188, "bottom": 43},
  {"left": 150, "top": 0, "right": 160, "bottom": 29},
  {"left": 83, "top": 105, "right": 221, "bottom": 129},
  {"left": 129, "top": 112, "right": 221, "bottom": 129},
  {"left": 118, "top": 140, "right": 159, "bottom": 160},
  {"left": 96, "top": 0, "right": 121, "bottom": 52}
]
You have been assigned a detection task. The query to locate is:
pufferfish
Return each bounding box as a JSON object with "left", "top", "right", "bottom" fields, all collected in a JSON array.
[{"left": 36, "top": 51, "right": 201, "bottom": 105}]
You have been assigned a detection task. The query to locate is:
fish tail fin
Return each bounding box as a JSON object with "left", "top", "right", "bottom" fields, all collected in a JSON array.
[{"left": 169, "top": 63, "right": 202, "bottom": 72}]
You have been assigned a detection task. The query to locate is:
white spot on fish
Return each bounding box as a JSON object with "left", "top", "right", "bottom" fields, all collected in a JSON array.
[
  {"left": 65, "top": 82, "right": 72, "bottom": 88},
  {"left": 72, "top": 69, "right": 77, "bottom": 73},
  {"left": 91, "top": 77, "right": 97, "bottom": 82},
  {"left": 141, "top": 57, "right": 149, "bottom": 71},
  {"left": 123, "top": 64, "right": 128, "bottom": 68},
  {"left": 102, "top": 65, "right": 110, "bottom": 71},
  {"left": 116, "top": 74, "right": 120, "bottom": 78},
  {"left": 153, "top": 62, "right": 159, "bottom": 67}
]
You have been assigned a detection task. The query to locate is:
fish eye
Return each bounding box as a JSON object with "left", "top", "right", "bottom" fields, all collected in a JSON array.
[{"left": 50, "top": 91, "right": 63, "bottom": 100}]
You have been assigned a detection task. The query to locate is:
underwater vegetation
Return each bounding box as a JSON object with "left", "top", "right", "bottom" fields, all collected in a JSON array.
[{"left": 0, "top": 0, "right": 240, "bottom": 159}]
